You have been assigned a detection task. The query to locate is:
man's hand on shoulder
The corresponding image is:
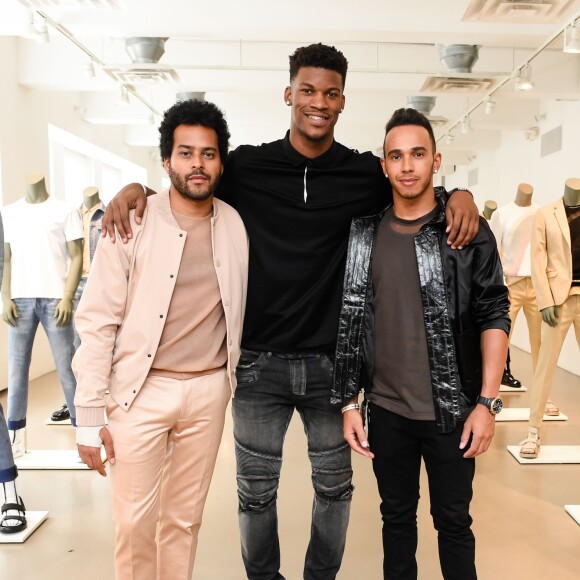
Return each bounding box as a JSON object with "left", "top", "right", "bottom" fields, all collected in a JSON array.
[
  {"left": 102, "top": 183, "right": 154, "bottom": 244},
  {"left": 445, "top": 189, "right": 479, "bottom": 249}
]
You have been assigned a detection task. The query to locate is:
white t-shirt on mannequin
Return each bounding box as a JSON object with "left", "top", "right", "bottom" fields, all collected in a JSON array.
[
  {"left": 2, "top": 196, "right": 83, "bottom": 298},
  {"left": 490, "top": 201, "right": 539, "bottom": 277}
]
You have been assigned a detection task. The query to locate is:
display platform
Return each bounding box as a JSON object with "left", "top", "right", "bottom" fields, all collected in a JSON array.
[
  {"left": 565, "top": 505, "right": 580, "bottom": 526},
  {"left": 496, "top": 408, "right": 568, "bottom": 422},
  {"left": 44, "top": 417, "right": 72, "bottom": 426},
  {"left": 507, "top": 445, "right": 580, "bottom": 464},
  {"left": 14, "top": 450, "right": 106, "bottom": 470},
  {"left": 0, "top": 511, "right": 48, "bottom": 544},
  {"left": 500, "top": 384, "right": 527, "bottom": 393}
]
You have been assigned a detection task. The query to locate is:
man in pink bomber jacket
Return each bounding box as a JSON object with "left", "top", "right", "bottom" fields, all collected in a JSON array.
[{"left": 72, "top": 99, "right": 248, "bottom": 579}]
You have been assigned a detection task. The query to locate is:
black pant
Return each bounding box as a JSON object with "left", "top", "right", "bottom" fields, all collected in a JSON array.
[{"left": 368, "top": 403, "right": 476, "bottom": 580}]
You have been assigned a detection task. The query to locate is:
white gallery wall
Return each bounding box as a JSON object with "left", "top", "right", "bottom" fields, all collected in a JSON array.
[{"left": 446, "top": 99, "right": 580, "bottom": 376}]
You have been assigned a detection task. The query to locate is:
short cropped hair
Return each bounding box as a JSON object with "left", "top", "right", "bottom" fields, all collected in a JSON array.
[
  {"left": 159, "top": 99, "right": 230, "bottom": 162},
  {"left": 384, "top": 108, "right": 437, "bottom": 153},
  {"left": 289, "top": 43, "right": 348, "bottom": 87}
]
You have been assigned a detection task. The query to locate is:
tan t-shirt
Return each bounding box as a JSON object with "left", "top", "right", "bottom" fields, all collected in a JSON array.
[{"left": 150, "top": 209, "right": 227, "bottom": 378}]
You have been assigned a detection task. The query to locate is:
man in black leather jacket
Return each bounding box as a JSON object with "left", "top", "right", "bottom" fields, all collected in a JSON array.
[{"left": 337, "top": 108, "right": 510, "bottom": 579}]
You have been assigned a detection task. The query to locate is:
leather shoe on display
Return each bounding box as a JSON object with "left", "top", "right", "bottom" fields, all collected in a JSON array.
[
  {"left": 501, "top": 369, "right": 522, "bottom": 389},
  {"left": 51, "top": 404, "right": 70, "bottom": 421}
]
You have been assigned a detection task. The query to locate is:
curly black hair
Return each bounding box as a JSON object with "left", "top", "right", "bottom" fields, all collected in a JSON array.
[
  {"left": 159, "top": 99, "right": 230, "bottom": 162},
  {"left": 289, "top": 43, "right": 348, "bottom": 87},
  {"left": 384, "top": 108, "right": 437, "bottom": 153}
]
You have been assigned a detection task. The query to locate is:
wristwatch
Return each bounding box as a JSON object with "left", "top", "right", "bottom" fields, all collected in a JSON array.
[{"left": 477, "top": 395, "right": 503, "bottom": 416}]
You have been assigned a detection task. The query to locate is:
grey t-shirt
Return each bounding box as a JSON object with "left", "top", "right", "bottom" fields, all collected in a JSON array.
[{"left": 367, "top": 206, "right": 437, "bottom": 421}]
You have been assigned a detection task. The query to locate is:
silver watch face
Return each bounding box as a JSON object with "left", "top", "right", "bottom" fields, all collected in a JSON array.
[{"left": 491, "top": 398, "right": 503, "bottom": 414}]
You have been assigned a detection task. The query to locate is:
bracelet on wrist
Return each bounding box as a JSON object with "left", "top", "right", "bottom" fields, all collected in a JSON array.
[
  {"left": 141, "top": 183, "right": 148, "bottom": 196},
  {"left": 341, "top": 403, "right": 360, "bottom": 414}
]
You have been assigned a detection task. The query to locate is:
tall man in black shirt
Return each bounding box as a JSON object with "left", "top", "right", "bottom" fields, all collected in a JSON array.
[{"left": 103, "top": 44, "right": 479, "bottom": 580}]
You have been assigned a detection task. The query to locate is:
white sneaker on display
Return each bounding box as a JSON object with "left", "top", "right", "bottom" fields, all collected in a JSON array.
[{"left": 8, "top": 429, "right": 26, "bottom": 459}]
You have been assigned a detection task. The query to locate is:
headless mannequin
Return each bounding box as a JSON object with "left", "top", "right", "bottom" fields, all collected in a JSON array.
[
  {"left": 1, "top": 173, "right": 83, "bottom": 455},
  {"left": 522, "top": 178, "right": 580, "bottom": 455},
  {"left": 514, "top": 183, "right": 533, "bottom": 208},
  {"left": 83, "top": 186, "right": 101, "bottom": 212},
  {"left": 0, "top": 216, "right": 25, "bottom": 532},
  {"left": 541, "top": 179, "right": 580, "bottom": 325},
  {"left": 482, "top": 200, "right": 497, "bottom": 221},
  {"left": 2, "top": 174, "right": 83, "bottom": 328}
]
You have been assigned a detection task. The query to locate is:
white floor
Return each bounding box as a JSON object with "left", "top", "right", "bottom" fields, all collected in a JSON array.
[{"left": 1, "top": 346, "right": 580, "bottom": 579}]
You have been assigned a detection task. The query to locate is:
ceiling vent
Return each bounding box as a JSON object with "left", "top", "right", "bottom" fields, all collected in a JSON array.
[
  {"left": 125, "top": 37, "right": 168, "bottom": 64},
  {"left": 176, "top": 92, "right": 205, "bottom": 102},
  {"left": 462, "top": 0, "right": 579, "bottom": 23},
  {"left": 407, "top": 96, "right": 436, "bottom": 115},
  {"left": 406, "top": 96, "right": 449, "bottom": 127},
  {"left": 106, "top": 65, "right": 179, "bottom": 85},
  {"left": 421, "top": 75, "right": 498, "bottom": 94},
  {"left": 438, "top": 45, "right": 479, "bottom": 73},
  {"left": 18, "top": 0, "right": 125, "bottom": 9}
]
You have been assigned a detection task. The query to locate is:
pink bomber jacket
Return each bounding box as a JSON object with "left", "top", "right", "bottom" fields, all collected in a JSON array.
[{"left": 72, "top": 191, "right": 248, "bottom": 426}]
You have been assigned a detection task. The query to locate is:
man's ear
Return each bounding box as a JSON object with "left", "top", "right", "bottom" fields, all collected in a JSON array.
[
  {"left": 433, "top": 152, "right": 442, "bottom": 174},
  {"left": 162, "top": 158, "right": 170, "bottom": 174},
  {"left": 284, "top": 86, "right": 292, "bottom": 105},
  {"left": 380, "top": 155, "right": 387, "bottom": 176}
]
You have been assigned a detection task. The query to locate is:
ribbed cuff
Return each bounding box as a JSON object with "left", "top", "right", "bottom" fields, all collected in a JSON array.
[{"left": 75, "top": 406, "right": 106, "bottom": 427}]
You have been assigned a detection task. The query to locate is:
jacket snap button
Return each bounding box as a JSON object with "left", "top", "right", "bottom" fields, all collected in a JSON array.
[
  {"left": 170, "top": 274, "right": 174, "bottom": 278},
  {"left": 159, "top": 314, "right": 164, "bottom": 318},
  {"left": 147, "top": 354, "right": 152, "bottom": 357},
  {"left": 124, "top": 402, "right": 128, "bottom": 406},
  {"left": 133, "top": 390, "right": 136, "bottom": 394},
  {"left": 179, "top": 233, "right": 183, "bottom": 237}
]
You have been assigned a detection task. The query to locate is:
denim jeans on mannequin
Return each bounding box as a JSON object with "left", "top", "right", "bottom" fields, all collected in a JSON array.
[
  {"left": 72, "top": 277, "right": 87, "bottom": 351},
  {"left": 7, "top": 298, "right": 77, "bottom": 429},
  {"left": 0, "top": 404, "right": 17, "bottom": 483},
  {"left": 233, "top": 349, "right": 353, "bottom": 580}
]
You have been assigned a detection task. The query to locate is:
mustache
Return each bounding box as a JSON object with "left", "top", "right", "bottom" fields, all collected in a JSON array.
[{"left": 186, "top": 170, "right": 209, "bottom": 180}]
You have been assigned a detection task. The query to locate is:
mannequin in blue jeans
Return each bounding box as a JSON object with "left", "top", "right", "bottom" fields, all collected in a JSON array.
[
  {"left": 0, "top": 213, "right": 27, "bottom": 533},
  {"left": 1, "top": 173, "right": 82, "bottom": 457}
]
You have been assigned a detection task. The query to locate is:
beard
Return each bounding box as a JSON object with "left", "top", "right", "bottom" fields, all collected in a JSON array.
[{"left": 168, "top": 167, "right": 215, "bottom": 202}]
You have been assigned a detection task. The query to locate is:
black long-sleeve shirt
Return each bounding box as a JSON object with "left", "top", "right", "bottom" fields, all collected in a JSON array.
[{"left": 217, "top": 131, "right": 390, "bottom": 353}]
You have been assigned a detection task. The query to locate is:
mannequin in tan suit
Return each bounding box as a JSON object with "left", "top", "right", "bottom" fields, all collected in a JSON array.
[{"left": 520, "top": 178, "right": 580, "bottom": 457}]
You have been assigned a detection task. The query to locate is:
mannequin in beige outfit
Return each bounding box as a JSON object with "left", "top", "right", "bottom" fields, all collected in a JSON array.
[
  {"left": 482, "top": 200, "right": 497, "bottom": 221},
  {"left": 490, "top": 184, "right": 546, "bottom": 394},
  {"left": 520, "top": 178, "right": 580, "bottom": 457}
]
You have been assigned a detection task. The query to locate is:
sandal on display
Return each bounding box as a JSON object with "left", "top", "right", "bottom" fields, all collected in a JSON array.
[
  {"left": 544, "top": 401, "right": 560, "bottom": 416},
  {"left": 501, "top": 369, "right": 522, "bottom": 389},
  {"left": 0, "top": 497, "right": 27, "bottom": 534},
  {"left": 519, "top": 436, "right": 541, "bottom": 459},
  {"left": 51, "top": 404, "right": 70, "bottom": 421}
]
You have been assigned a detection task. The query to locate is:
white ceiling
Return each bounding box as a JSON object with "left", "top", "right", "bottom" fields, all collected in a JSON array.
[{"left": 2, "top": 0, "right": 580, "bottom": 165}]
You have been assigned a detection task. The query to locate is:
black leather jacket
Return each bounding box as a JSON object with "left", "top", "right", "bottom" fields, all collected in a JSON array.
[{"left": 332, "top": 190, "right": 511, "bottom": 433}]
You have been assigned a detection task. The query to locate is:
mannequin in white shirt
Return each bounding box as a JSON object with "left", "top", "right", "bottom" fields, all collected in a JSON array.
[
  {"left": 490, "top": 184, "right": 549, "bottom": 405},
  {"left": 1, "top": 173, "right": 83, "bottom": 456}
]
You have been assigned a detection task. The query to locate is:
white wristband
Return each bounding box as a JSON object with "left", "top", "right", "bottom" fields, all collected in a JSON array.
[
  {"left": 341, "top": 403, "right": 360, "bottom": 414},
  {"left": 141, "top": 183, "right": 147, "bottom": 196},
  {"left": 76, "top": 425, "right": 104, "bottom": 447}
]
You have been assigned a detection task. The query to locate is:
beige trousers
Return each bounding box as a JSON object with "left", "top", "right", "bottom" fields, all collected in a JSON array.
[
  {"left": 106, "top": 369, "right": 230, "bottom": 580},
  {"left": 506, "top": 276, "right": 542, "bottom": 372},
  {"left": 529, "top": 294, "right": 580, "bottom": 427}
]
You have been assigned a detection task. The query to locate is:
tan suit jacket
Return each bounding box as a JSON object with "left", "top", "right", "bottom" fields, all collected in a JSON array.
[
  {"left": 73, "top": 192, "right": 248, "bottom": 427},
  {"left": 531, "top": 198, "right": 573, "bottom": 311}
]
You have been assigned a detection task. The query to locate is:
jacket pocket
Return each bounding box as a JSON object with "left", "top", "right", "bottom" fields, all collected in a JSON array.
[{"left": 546, "top": 269, "right": 557, "bottom": 278}]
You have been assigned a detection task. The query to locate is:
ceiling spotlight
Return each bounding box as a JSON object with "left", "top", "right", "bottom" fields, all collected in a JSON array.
[
  {"left": 461, "top": 116, "right": 472, "bottom": 134},
  {"left": 515, "top": 64, "right": 534, "bottom": 91},
  {"left": 484, "top": 98, "right": 496, "bottom": 115},
  {"left": 82, "top": 61, "right": 96, "bottom": 79},
  {"left": 564, "top": 21, "right": 580, "bottom": 54},
  {"left": 35, "top": 18, "right": 49, "bottom": 44},
  {"left": 118, "top": 86, "right": 130, "bottom": 106},
  {"left": 445, "top": 133, "right": 454, "bottom": 145}
]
